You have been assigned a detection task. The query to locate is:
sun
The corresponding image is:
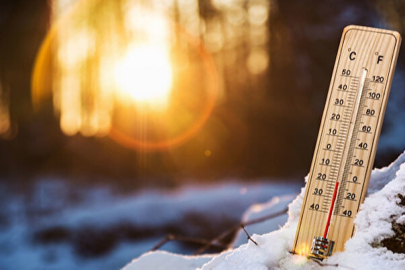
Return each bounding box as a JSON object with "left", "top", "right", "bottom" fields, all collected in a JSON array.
[{"left": 114, "top": 44, "right": 173, "bottom": 107}]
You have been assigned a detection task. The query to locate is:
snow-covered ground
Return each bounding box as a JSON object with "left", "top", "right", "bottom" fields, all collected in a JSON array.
[
  {"left": 126, "top": 152, "right": 405, "bottom": 269},
  {"left": 3, "top": 153, "right": 404, "bottom": 270},
  {"left": 0, "top": 180, "right": 300, "bottom": 270}
]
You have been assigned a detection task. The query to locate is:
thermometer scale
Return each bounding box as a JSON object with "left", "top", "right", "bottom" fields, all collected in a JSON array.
[{"left": 292, "top": 25, "right": 401, "bottom": 258}]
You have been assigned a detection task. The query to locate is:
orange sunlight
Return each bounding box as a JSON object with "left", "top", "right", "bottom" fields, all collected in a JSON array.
[
  {"left": 32, "top": 0, "right": 220, "bottom": 150},
  {"left": 114, "top": 44, "right": 172, "bottom": 108}
]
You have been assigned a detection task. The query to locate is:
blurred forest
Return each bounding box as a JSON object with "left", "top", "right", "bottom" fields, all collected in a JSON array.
[{"left": 0, "top": 0, "right": 405, "bottom": 189}]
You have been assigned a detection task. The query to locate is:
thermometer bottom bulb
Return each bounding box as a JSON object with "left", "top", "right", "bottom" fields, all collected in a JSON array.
[{"left": 310, "top": 236, "right": 335, "bottom": 259}]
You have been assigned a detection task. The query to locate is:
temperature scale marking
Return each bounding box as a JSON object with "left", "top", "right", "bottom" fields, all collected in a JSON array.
[{"left": 292, "top": 25, "right": 401, "bottom": 258}]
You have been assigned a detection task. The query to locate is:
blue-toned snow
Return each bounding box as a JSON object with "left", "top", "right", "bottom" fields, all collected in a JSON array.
[{"left": 0, "top": 180, "right": 299, "bottom": 270}]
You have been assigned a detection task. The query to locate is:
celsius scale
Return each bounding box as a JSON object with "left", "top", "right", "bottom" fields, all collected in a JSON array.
[{"left": 292, "top": 25, "right": 401, "bottom": 259}]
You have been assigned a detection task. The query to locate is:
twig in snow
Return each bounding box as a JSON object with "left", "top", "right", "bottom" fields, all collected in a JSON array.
[
  {"left": 310, "top": 258, "right": 339, "bottom": 267},
  {"left": 309, "top": 257, "right": 354, "bottom": 269},
  {"left": 241, "top": 224, "right": 258, "bottom": 245},
  {"left": 193, "top": 207, "right": 288, "bottom": 255},
  {"left": 150, "top": 207, "right": 288, "bottom": 254}
]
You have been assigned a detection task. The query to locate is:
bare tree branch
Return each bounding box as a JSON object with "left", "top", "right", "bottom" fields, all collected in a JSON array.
[
  {"left": 193, "top": 207, "right": 288, "bottom": 254},
  {"left": 241, "top": 224, "right": 258, "bottom": 245},
  {"left": 150, "top": 207, "right": 288, "bottom": 254}
]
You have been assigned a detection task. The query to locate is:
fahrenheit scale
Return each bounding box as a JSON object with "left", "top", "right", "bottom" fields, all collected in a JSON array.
[{"left": 293, "top": 25, "right": 401, "bottom": 259}]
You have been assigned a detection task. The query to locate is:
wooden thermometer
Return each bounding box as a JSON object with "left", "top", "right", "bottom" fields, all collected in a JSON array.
[{"left": 292, "top": 25, "right": 401, "bottom": 259}]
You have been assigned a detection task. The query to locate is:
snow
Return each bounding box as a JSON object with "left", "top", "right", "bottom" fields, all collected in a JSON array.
[
  {"left": 368, "top": 150, "right": 405, "bottom": 193},
  {"left": 232, "top": 195, "right": 296, "bottom": 247},
  {"left": 30, "top": 181, "right": 299, "bottom": 232},
  {"left": 0, "top": 181, "right": 299, "bottom": 270},
  {"left": 129, "top": 251, "right": 213, "bottom": 270},
  {"left": 125, "top": 151, "right": 405, "bottom": 270}
]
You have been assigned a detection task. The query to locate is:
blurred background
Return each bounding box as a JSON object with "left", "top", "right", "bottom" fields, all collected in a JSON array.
[{"left": 0, "top": 0, "right": 405, "bottom": 269}]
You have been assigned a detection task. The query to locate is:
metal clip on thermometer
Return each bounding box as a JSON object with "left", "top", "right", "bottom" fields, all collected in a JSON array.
[{"left": 292, "top": 25, "right": 401, "bottom": 259}]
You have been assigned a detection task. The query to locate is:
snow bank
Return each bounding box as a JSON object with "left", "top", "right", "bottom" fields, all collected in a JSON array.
[
  {"left": 0, "top": 181, "right": 299, "bottom": 270},
  {"left": 125, "top": 152, "right": 405, "bottom": 269},
  {"left": 128, "top": 251, "right": 213, "bottom": 270},
  {"left": 32, "top": 182, "right": 298, "bottom": 232}
]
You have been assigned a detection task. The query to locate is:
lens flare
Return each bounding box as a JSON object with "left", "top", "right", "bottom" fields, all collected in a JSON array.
[
  {"left": 32, "top": 0, "right": 219, "bottom": 151},
  {"left": 109, "top": 27, "right": 218, "bottom": 151}
]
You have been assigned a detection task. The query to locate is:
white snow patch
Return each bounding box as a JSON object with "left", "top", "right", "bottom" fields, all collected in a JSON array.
[
  {"left": 125, "top": 151, "right": 405, "bottom": 269},
  {"left": 123, "top": 251, "right": 213, "bottom": 270},
  {"left": 368, "top": 151, "right": 405, "bottom": 193}
]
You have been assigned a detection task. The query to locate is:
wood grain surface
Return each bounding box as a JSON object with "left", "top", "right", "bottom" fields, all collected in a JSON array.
[{"left": 292, "top": 25, "right": 401, "bottom": 257}]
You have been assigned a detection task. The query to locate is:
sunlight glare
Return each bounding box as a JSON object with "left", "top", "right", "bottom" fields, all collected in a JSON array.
[
  {"left": 33, "top": 0, "right": 219, "bottom": 143},
  {"left": 114, "top": 44, "right": 173, "bottom": 107},
  {"left": 297, "top": 244, "right": 310, "bottom": 257}
]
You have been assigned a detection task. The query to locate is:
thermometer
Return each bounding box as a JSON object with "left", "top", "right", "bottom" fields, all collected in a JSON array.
[{"left": 292, "top": 25, "right": 401, "bottom": 259}]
